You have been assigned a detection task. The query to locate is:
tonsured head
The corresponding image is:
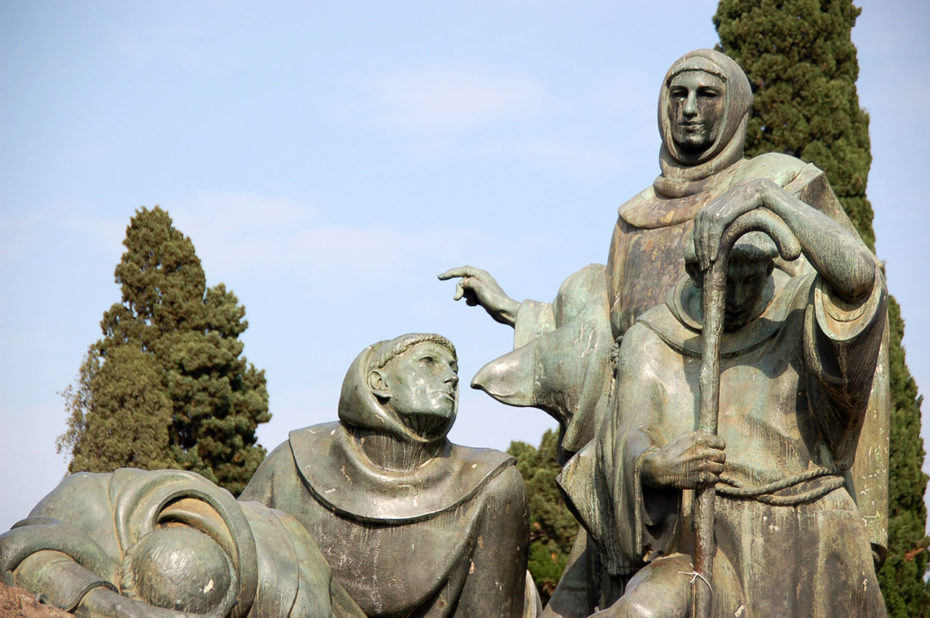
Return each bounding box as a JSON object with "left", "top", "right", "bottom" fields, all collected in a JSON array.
[{"left": 367, "top": 333, "right": 459, "bottom": 441}]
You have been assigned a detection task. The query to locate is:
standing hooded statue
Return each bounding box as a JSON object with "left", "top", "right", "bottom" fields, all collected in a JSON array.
[
  {"left": 241, "top": 333, "right": 539, "bottom": 618},
  {"left": 441, "top": 49, "right": 888, "bottom": 616}
]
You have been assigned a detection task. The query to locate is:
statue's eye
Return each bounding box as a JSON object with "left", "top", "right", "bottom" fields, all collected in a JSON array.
[
  {"left": 698, "top": 87, "right": 720, "bottom": 98},
  {"left": 420, "top": 356, "right": 435, "bottom": 367}
]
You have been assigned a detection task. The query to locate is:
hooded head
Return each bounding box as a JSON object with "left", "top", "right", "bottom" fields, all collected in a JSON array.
[
  {"left": 655, "top": 49, "right": 753, "bottom": 198},
  {"left": 685, "top": 231, "right": 777, "bottom": 331},
  {"left": 338, "top": 333, "right": 459, "bottom": 444}
]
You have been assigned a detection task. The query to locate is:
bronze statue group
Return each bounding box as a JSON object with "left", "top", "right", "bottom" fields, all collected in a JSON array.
[{"left": 0, "top": 50, "right": 889, "bottom": 617}]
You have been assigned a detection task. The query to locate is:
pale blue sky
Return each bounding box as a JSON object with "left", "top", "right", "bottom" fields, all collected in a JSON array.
[{"left": 1, "top": 1, "right": 927, "bottom": 531}]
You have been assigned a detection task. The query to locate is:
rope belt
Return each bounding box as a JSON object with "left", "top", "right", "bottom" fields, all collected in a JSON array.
[{"left": 715, "top": 466, "right": 845, "bottom": 506}]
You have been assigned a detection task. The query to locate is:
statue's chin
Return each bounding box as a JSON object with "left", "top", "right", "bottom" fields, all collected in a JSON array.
[{"left": 674, "top": 142, "right": 712, "bottom": 163}]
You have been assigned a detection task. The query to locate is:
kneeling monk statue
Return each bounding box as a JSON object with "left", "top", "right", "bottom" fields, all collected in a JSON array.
[{"left": 241, "top": 333, "right": 538, "bottom": 617}]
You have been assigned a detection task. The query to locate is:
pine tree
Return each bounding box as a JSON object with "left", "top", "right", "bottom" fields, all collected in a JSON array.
[
  {"left": 714, "top": 0, "right": 929, "bottom": 613},
  {"left": 58, "top": 206, "right": 271, "bottom": 495},
  {"left": 508, "top": 430, "right": 579, "bottom": 602}
]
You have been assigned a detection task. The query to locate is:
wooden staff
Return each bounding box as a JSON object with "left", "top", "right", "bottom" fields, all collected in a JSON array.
[{"left": 692, "top": 209, "right": 800, "bottom": 618}]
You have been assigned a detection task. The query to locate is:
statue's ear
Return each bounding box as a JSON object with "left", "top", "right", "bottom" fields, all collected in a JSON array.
[{"left": 368, "top": 369, "right": 390, "bottom": 399}]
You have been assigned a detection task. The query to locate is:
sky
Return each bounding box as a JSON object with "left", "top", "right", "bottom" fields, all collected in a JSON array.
[{"left": 1, "top": 1, "right": 927, "bottom": 533}]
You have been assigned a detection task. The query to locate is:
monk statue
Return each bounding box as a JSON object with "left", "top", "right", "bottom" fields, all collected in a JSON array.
[
  {"left": 440, "top": 48, "right": 888, "bottom": 616},
  {"left": 1, "top": 333, "right": 537, "bottom": 617},
  {"left": 581, "top": 188, "right": 887, "bottom": 615},
  {"left": 240, "top": 333, "right": 539, "bottom": 617},
  {"left": 0, "top": 468, "right": 364, "bottom": 616}
]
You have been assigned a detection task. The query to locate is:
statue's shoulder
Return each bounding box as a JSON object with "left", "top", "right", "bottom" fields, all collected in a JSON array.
[
  {"left": 449, "top": 444, "right": 515, "bottom": 473},
  {"left": 288, "top": 422, "right": 340, "bottom": 452},
  {"left": 449, "top": 444, "right": 524, "bottom": 504},
  {"left": 23, "top": 470, "right": 118, "bottom": 524},
  {"left": 616, "top": 185, "right": 669, "bottom": 228},
  {"left": 250, "top": 423, "right": 339, "bottom": 478},
  {"left": 282, "top": 421, "right": 341, "bottom": 472},
  {"left": 735, "top": 152, "right": 814, "bottom": 186}
]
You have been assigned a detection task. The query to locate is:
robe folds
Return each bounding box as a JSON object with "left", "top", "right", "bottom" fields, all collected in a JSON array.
[
  {"left": 0, "top": 468, "right": 363, "bottom": 617},
  {"left": 241, "top": 341, "right": 534, "bottom": 618},
  {"left": 481, "top": 153, "right": 891, "bottom": 554},
  {"left": 473, "top": 50, "right": 889, "bottom": 615},
  {"left": 241, "top": 424, "right": 530, "bottom": 618},
  {"left": 578, "top": 267, "right": 888, "bottom": 616}
]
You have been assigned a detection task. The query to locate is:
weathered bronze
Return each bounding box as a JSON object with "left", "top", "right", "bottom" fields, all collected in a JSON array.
[
  {"left": 0, "top": 46, "right": 891, "bottom": 618},
  {"left": 691, "top": 210, "right": 800, "bottom": 617},
  {"left": 0, "top": 468, "right": 364, "bottom": 616},
  {"left": 1, "top": 334, "right": 539, "bottom": 617},
  {"left": 240, "top": 333, "right": 539, "bottom": 617},
  {"left": 585, "top": 188, "right": 887, "bottom": 615},
  {"left": 441, "top": 49, "right": 889, "bottom": 616}
]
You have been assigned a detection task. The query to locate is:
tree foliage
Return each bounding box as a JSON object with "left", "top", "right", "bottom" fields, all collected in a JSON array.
[
  {"left": 714, "top": 0, "right": 929, "bottom": 613},
  {"left": 883, "top": 296, "right": 930, "bottom": 615},
  {"left": 58, "top": 206, "right": 270, "bottom": 495},
  {"left": 508, "top": 429, "right": 579, "bottom": 602},
  {"left": 715, "top": 0, "right": 874, "bottom": 247}
]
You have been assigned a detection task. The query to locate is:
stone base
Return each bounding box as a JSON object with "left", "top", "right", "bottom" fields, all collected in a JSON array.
[{"left": 0, "top": 582, "right": 71, "bottom": 617}]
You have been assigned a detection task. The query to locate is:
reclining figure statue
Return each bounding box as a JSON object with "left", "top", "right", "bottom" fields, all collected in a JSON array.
[{"left": 0, "top": 333, "right": 538, "bottom": 617}]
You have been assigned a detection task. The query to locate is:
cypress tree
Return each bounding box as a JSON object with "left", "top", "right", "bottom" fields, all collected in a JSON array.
[
  {"left": 59, "top": 345, "right": 174, "bottom": 472},
  {"left": 508, "top": 429, "right": 579, "bottom": 602},
  {"left": 58, "top": 206, "right": 271, "bottom": 495},
  {"left": 714, "top": 0, "right": 929, "bottom": 613}
]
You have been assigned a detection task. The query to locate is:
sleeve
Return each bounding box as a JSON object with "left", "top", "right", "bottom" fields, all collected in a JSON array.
[
  {"left": 804, "top": 265, "right": 888, "bottom": 461},
  {"left": 5, "top": 548, "right": 118, "bottom": 612},
  {"left": 591, "top": 326, "right": 683, "bottom": 575},
  {"left": 514, "top": 299, "right": 556, "bottom": 349},
  {"left": 513, "top": 263, "right": 608, "bottom": 349},
  {"left": 0, "top": 474, "right": 122, "bottom": 612},
  {"left": 476, "top": 265, "right": 613, "bottom": 455},
  {"left": 242, "top": 502, "right": 366, "bottom": 617}
]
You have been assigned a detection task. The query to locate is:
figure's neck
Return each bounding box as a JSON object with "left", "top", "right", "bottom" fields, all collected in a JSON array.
[{"left": 351, "top": 427, "right": 445, "bottom": 471}]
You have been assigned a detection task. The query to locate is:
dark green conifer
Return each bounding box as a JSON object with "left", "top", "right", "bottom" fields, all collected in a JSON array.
[
  {"left": 508, "top": 429, "right": 579, "bottom": 602},
  {"left": 59, "top": 206, "right": 270, "bottom": 495},
  {"left": 59, "top": 345, "right": 174, "bottom": 472},
  {"left": 714, "top": 0, "right": 929, "bottom": 612}
]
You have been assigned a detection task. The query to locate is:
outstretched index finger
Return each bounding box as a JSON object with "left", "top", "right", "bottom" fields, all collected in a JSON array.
[{"left": 438, "top": 266, "right": 477, "bottom": 280}]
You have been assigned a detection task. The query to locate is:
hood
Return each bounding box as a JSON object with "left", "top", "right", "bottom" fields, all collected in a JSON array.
[
  {"left": 337, "top": 338, "right": 454, "bottom": 444},
  {"left": 654, "top": 49, "right": 753, "bottom": 198}
]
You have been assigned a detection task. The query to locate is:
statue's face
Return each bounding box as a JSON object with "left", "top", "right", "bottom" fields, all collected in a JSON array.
[
  {"left": 381, "top": 341, "right": 459, "bottom": 423},
  {"left": 724, "top": 259, "right": 773, "bottom": 331},
  {"left": 667, "top": 70, "right": 726, "bottom": 157}
]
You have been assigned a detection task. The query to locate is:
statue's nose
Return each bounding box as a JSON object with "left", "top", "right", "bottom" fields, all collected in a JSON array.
[{"left": 684, "top": 92, "right": 698, "bottom": 116}]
